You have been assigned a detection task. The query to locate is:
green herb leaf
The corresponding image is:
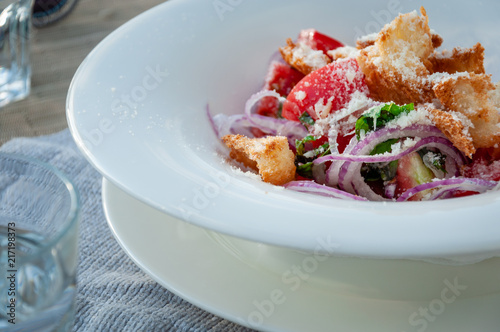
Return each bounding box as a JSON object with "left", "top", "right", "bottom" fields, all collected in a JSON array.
[
  {"left": 299, "top": 111, "right": 315, "bottom": 129},
  {"left": 380, "top": 160, "right": 399, "bottom": 181},
  {"left": 361, "top": 138, "right": 400, "bottom": 182},
  {"left": 433, "top": 158, "right": 447, "bottom": 174},
  {"left": 296, "top": 162, "right": 314, "bottom": 178},
  {"left": 361, "top": 160, "right": 398, "bottom": 182},
  {"left": 316, "top": 143, "right": 331, "bottom": 157},
  {"left": 370, "top": 138, "right": 399, "bottom": 156},
  {"left": 294, "top": 136, "right": 330, "bottom": 179},
  {"left": 418, "top": 149, "right": 448, "bottom": 174},
  {"left": 295, "top": 135, "right": 317, "bottom": 156},
  {"left": 276, "top": 103, "right": 284, "bottom": 119},
  {"left": 355, "top": 103, "right": 414, "bottom": 139}
]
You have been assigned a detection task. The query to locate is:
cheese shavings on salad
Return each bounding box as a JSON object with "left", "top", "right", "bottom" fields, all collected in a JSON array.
[{"left": 210, "top": 7, "right": 500, "bottom": 201}]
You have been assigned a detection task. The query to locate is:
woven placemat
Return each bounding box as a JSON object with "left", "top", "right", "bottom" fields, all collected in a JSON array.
[{"left": 0, "top": 130, "right": 255, "bottom": 332}]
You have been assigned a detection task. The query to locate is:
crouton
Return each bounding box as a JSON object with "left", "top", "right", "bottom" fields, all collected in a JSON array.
[
  {"left": 356, "top": 7, "right": 436, "bottom": 104},
  {"left": 489, "top": 81, "right": 500, "bottom": 108},
  {"left": 222, "top": 134, "right": 296, "bottom": 185},
  {"left": 433, "top": 73, "right": 500, "bottom": 150},
  {"left": 355, "top": 6, "right": 499, "bottom": 156},
  {"left": 430, "top": 33, "right": 444, "bottom": 49},
  {"left": 429, "top": 108, "right": 476, "bottom": 158},
  {"left": 269, "top": 6, "right": 499, "bottom": 165},
  {"left": 356, "top": 31, "right": 442, "bottom": 50},
  {"left": 327, "top": 46, "right": 359, "bottom": 61},
  {"left": 279, "top": 38, "right": 331, "bottom": 75},
  {"left": 427, "top": 43, "right": 485, "bottom": 75},
  {"left": 356, "top": 33, "right": 377, "bottom": 49}
]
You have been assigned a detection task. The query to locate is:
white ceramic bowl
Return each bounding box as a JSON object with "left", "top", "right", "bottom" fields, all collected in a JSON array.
[
  {"left": 67, "top": 0, "right": 500, "bottom": 263},
  {"left": 103, "top": 179, "right": 500, "bottom": 331}
]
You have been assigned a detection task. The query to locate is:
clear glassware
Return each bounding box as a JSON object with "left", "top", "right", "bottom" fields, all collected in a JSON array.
[
  {"left": 0, "top": 153, "right": 80, "bottom": 331},
  {"left": 0, "top": 0, "right": 34, "bottom": 107}
]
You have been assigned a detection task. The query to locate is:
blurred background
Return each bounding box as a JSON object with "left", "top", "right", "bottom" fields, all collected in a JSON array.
[{"left": 0, "top": 0, "right": 164, "bottom": 145}]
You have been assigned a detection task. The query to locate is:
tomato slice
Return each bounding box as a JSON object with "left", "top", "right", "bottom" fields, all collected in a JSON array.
[
  {"left": 452, "top": 191, "right": 479, "bottom": 198},
  {"left": 297, "top": 29, "right": 344, "bottom": 56},
  {"left": 256, "top": 61, "right": 305, "bottom": 118},
  {"left": 256, "top": 30, "right": 344, "bottom": 118},
  {"left": 264, "top": 61, "right": 305, "bottom": 96},
  {"left": 336, "top": 133, "right": 354, "bottom": 154},
  {"left": 282, "top": 58, "right": 368, "bottom": 122},
  {"left": 462, "top": 148, "right": 500, "bottom": 182}
]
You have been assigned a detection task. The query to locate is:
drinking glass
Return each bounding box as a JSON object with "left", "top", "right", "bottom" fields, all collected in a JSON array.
[
  {"left": 0, "top": 0, "right": 33, "bottom": 107},
  {"left": 0, "top": 153, "right": 80, "bottom": 331}
]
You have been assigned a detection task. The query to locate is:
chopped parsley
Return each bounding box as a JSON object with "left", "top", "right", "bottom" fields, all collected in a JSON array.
[
  {"left": 295, "top": 135, "right": 317, "bottom": 156},
  {"left": 299, "top": 111, "right": 315, "bottom": 129},
  {"left": 419, "top": 149, "right": 447, "bottom": 174},
  {"left": 355, "top": 103, "right": 414, "bottom": 139},
  {"left": 296, "top": 162, "right": 315, "bottom": 178},
  {"left": 370, "top": 138, "right": 399, "bottom": 156},
  {"left": 275, "top": 103, "right": 284, "bottom": 119},
  {"left": 361, "top": 139, "right": 399, "bottom": 182},
  {"left": 295, "top": 135, "right": 330, "bottom": 178}
]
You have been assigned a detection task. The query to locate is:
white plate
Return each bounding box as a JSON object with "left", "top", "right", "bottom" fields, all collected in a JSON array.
[
  {"left": 102, "top": 178, "right": 500, "bottom": 332},
  {"left": 68, "top": 0, "right": 500, "bottom": 259}
]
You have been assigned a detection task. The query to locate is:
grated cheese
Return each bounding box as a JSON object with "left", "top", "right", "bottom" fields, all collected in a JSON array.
[
  {"left": 314, "top": 97, "right": 334, "bottom": 119},
  {"left": 312, "top": 90, "right": 372, "bottom": 138},
  {"left": 292, "top": 42, "right": 329, "bottom": 70},
  {"left": 384, "top": 105, "right": 434, "bottom": 129},
  {"left": 295, "top": 90, "right": 306, "bottom": 101},
  {"left": 230, "top": 165, "right": 261, "bottom": 180},
  {"left": 357, "top": 32, "right": 378, "bottom": 44},
  {"left": 327, "top": 46, "right": 360, "bottom": 61}
]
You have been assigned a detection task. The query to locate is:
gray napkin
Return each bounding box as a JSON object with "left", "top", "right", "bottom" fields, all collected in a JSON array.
[{"left": 0, "top": 130, "right": 254, "bottom": 332}]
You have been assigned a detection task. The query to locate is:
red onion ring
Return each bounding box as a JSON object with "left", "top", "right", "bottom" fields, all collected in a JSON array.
[
  {"left": 208, "top": 89, "right": 309, "bottom": 149},
  {"left": 322, "top": 125, "right": 467, "bottom": 201},
  {"left": 315, "top": 136, "right": 460, "bottom": 164},
  {"left": 397, "top": 178, "right": 498, "bottom": 202},
  {"left": 210, "top": 95, "right": 499, "bottom": 202},
  {"left": 244, "top": 90, "right": 285, "bottom": 116}
]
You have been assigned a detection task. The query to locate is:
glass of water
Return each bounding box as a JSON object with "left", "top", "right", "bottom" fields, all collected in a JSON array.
[
  {"left": 0, "top": 153, "right": 80, "bottom": 331},
  {"left": 0, "top": 0, "right": 34, "bottom": 107}
]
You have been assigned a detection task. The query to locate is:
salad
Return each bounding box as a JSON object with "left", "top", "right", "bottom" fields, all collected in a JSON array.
[{"left": 210, "top": 7, "right": 500, "bottom": 202}]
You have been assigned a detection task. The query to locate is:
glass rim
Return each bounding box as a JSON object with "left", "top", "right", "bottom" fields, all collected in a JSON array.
[{"left": 0, "top": 152, "right": 81, "bottom": 258}]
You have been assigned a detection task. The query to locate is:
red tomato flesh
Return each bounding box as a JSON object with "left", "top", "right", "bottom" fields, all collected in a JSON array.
[
  {"left": 462, "top": 148, "right": 500, "bottom": 182},
  {"left": 297, "top": 29, "right": 344, "bottom": 56},
  {"left": 282, "top": 58, "right": 368, "bottom": 122},
  {"left": 256, "top": 61, "right": 305, "bottom": 118}
]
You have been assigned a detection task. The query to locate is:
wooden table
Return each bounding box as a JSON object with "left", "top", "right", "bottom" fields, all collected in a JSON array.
[{"left": 0, "top": 0, "right": 165, "bottom": 145}]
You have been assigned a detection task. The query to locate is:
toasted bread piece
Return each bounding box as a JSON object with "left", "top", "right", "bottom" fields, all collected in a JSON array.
[
  {"left": 356, "top": 31, "right": 442, "bottom": 50},
  {"left": 433, "top": 73, "right": 495, "bottom": 121},
  {"left": 489, "top": 81, "right": 500, "bottom": 108},
  {"left": 377, "top": 7, "right": 434, "bottom": 62},
  {"left": 274, "top": 7, "right": 499, "bottom": 160},
  {"left": 428, "top": 43, "right": 485, "bottom": 75},
  {"left": 279, "top": 38, "right": 331, "bottom": 75},
  {"left": 429, "top": 108, "right": 476, "bottom": 158},
  {"left": 433, "top": 73, "right": 500, "bottom": 150},
  {"left": 327, "top": 46, "right": 359, "bottom": 61},
  {"left": 355, "top": 6, "right": 499, "bottom": 155},
  {"left": 356, "top": 7, "right": 436, "bottom": 104},
  {"left": 356, "top": 33, "right": 377, "bottom": 49},
  {"left": 357, "top": 50, "right": 434, "bottom": 104},
  {"left": 430, "top": 32, "right": 444, "bottom": 49},
  {"left": 222, "top": 134, "right": 296, "bottom": 185}
]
